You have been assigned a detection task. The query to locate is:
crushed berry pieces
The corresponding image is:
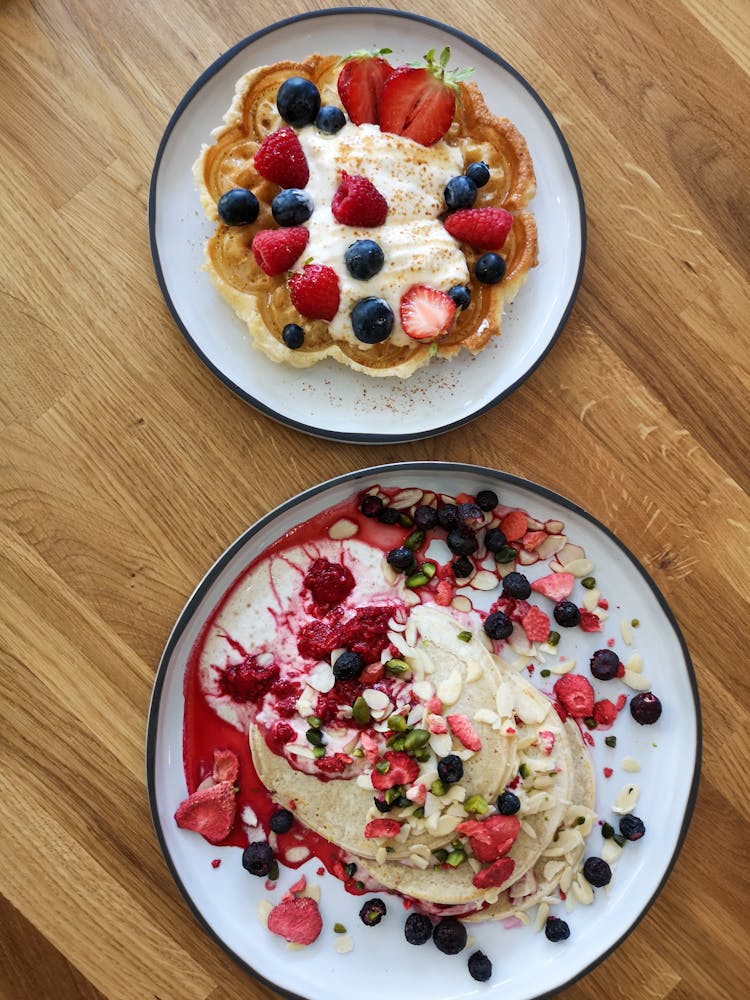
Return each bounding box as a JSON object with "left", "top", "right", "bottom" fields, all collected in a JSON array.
[
  {"left": 297, "top": 618, "right": 342, "bottom": 660},
  {"left": 303, "top": 557, "right": 355, "bottom": 608},
  {"left": 404, "top": 912, "right": 433, "bottom": 945},
  {"left": 545, "top": 916, "right": 570, "bottom": 942},
  {"left": 359, "top": 897, "right": 387, "bottom": 926},
  {"left": 221, "top": 655, "right": 279, "bottom": 703},
  {"left": 468, "top": 950, "right": 492, "bottom": 982},
  {"left": 340, "top": 606, "right": 393, "bottom": 663},
  {"left": 433, "top": 917, "right": 467, "bottom": 955}
]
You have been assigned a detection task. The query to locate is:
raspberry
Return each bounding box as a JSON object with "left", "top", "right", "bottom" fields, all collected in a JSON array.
[
  {"left": 553, "top": 673, "right": 595, "bottom": 718},
  {"left": 593, "top": 698, "right": 618, "bottom": 727},
  {"left": 289, "top": 263, "right": 340, "bottom": 321},
  {"left": 296, "top": 618, "right": 342, "bottom": 660},
  {"left": 253, "top": 127, "right": 309, "bottom": 188},
  {"left": 340, "top": 606, "right": 392, "bottom": 663},
  {"left": 272, "top": 721, "right": 295, "bottom": 745},
  {"left": 331, "top": 171, "right": 388, "bottom": 226},
  {"left": 303, "top": 557, "right": 355, "bottom": 608},
  {"left": 221, "top": 654, "right": 279, "bottom": 702},
  {"left": 251, "top": 227, "right": 309, "bottom": 276},
  {"left": 315, "top": 752, "right": 352, "bottom": 774},
  {"left": 444, "top": 207, "right": 513, "bottom": 249}
]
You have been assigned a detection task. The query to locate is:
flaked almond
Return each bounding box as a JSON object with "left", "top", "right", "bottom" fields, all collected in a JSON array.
[
  {"left": 381, "top": 559, "right": 399, "bottom": 586},
  {"left": 451, "top": 594, "right": 472, "bottom": 612},
  {"left": 522, "top": 791, "right": 554, "bottom": 815},
  {"left": 375, "top": 846, "right": 388, "bottom": 866},
  {"left": 436, "top": 669, "right": 463, "bottom": 706},
  {"left": 257, "top": 899, "right": 273, "bottom": 927},
  {"left": 620, "top": 620, "right": 633, "bottom": 646},
  {"left": 572, "top": 874, "right": 594, "bottom": 905},
  {"left": 535, "top": 901, "right": 550, "bottom": 932},
  {"left": 601, "top": 839, "right": 624, "bottom": 866},
  {"left": 472, "top": 569, "right": 500, "bottom": 590},
  {"left": 561, "top": 557, "right": 595, "bottom": 578},
  {"left": 558, "top": 542, "right": 585, "bottom": 564},
  {"left": 409, "top": 853, "right": 430, "bottom": 870},
  {"left": 517, "top": 550, "right": 540, "bottom": 566},
  {"left": 545, "top": 519, "right": 565, "bottom": 534},
  {"left": 536, "top": 533, "right": 568, "bottom": 560},
  {"left": 328, "top": 518, "right": 359, "bottom": 540},
  {"left": 356, "top": 773, "right": 374, "bottom": 790},
  {"left": 582, "top": 588, "right": 600, "bottom": 611},
  {"left": 612, "top": 783, "right": 640, "bottom": 815},
  {"left": 390, "top": 488, "right": 424, "bottom": 509},
  {"left": 308, "top": 661, "right": 336, "bottom": 693},
  {"left": 429, "top": 732, "right": 453, "bottom": 758},
  {"left": 514, "top": 690, "right": 548, "bottom": 725},
  {"left": 550, "top": 658, "right": 576, "bottom": 675},
  {"left": 286, "top": 846, "right": 311, "bottom": 864},
  {"left": 621, "top": 756, "right": 641, "bottom": 773},
  {"left": 543, "top": 860, "right": 565, "bottom": 881},
  {"left": 465, "top": 659, "right": 484, "bottom": 683},
  {"left": 473, "top": 708, "right": 499, "bottom": 726},
  {"left": 626, "top": 652, "right": 643, "bottom": 673},
  {"left": 622, "top": 669, "right": 651, "bottom": 691},
  {"left": 411, "top": 680, "right": 434, "bottom": 702},
  {"left": 362, "top": 688, "right": 390, "bottom": 711},
  {"left": 333, "top": 933, "right": 353, "bottom": 954}
]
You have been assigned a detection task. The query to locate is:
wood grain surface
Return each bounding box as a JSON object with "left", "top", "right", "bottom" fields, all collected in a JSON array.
[{"left": 1, "top": 0, "right": 748, "bottom": 997}]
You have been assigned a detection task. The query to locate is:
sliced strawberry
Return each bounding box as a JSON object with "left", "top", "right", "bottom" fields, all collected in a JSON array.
[
  {"left": 472, "top": 856, "right": 516, "bottom": 890},
  {"left": 499, "top": 510, "right": 528, "bottom": 542},
  {"left": 579, "top": 609, "right": 603, "bottom": 633},
  {"left": 331, "top": 171, "right": 388, "bottom": 227},
  {"left": 400, "top": 285, "right": 456, "bottom": 341},
  {"left": 252, "top": 227, "right": 309, "bottom": 276},
  {"left": 289, "top": 264, "right": 340, "bottom": 321},
  {"left": 253, "top": 127, "right": 309, "bottom": 188},
  {"left": 457, "top": 814, "right": 520, "bottom": 863},
  {"left": 531, "top": 572, "right": 575, "bottom": 602},
  {"left": 553, "top": 674, "right": 595, "bottom": 719},
  {"left": 337, "top": 48, "right": 393, "bottom": 125},
  {"left": 211, "top": 748, "right": 239, "bottom": 784},
  {"left": 364, "top": 818, "right": 402, "bottom": 839},
  {"left": 174, "top": 780, "right": 236, "bottom": 844},
  {"left": 371, "top": 750, "right": 420, "bottom": 790},
  {"left": 444, "top": 207, "right": 513, "bottom": 250},
  {"left": 406, "top": 783, "right": 426, "bottom": 805},
  {"left": 267, "top": 896, "right": 322, "bottom": 945},
  {"left": 379, "top": 48, "right": 472, "bottom": 146},
  {"left": 521, "top": 605, "right": 550, "bottom": 643},
  {"left": 522, "top": 530, "right": 547, "bottom": 552},
  {"left": 447, "top": 713, "right": 482, "bottom": 751},
  {"left": 428, "top": 714, "right": 448, "bottom": 734},
  {"left": 434, "top": 580, "right": 454, "bottom": 606}
]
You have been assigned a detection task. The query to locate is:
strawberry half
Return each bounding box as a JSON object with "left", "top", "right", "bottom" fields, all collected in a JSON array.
[
  {"left": 174, "top": 780, "right": 236, "bottom": 844},
  {"left": 400, "top": 285, "right": 456, "bottom": 341},
  {"left": 289, "top": 264, "right": 340, "bottom": 321},
  {"left": 553, "top": 674, "right": 595, "bottom": 719},
  {"left": 253, "top": 127, "right": 309, "bottom": 188},
  {"left": 379, "top": 47, "right": 473, "bottom": 146},
  {"left": 331, "top": 171, "right": 388, "bottom": 227},
  {"left": 252, "top": 227, "right": 309, "bottom": 276},
  {"left": 444, "top": 207, "right": 513, "bottom": 250},
  {"left": 337, "top": 48, "right": 393, "bottom": 125}
]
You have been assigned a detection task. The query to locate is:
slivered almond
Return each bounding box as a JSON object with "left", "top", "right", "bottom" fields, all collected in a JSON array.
[
  {"left": 620, "top": 620, "right": 633, "bottom": 646},
  {"left": 582, "top": 588, "right": 600, "bottom": 611},
  {"left": 451, "top": 594, "right": 472, "bottom": 612},
  {"left": 257, "top": 900, "right": 273, "bottom": 927},
  {"left": 550, "top": 658, "right": 576, "bottom": 675},
  {"left": 561, "top": 557, "right": 595, "bottom": 578},
  {"left": 472, "top": 569, "right": 500, "bottom": 590},
  {"left": 545, "top": 519, "right": 565, "bottom": 534},
  {"left": 436, "top": 669, "right": 463, "bottom": 706},
  {"left": 333, "top": 934, "right": 353, "bottom": 954},
  {"left": 622, "top": 669, "right": 651, "bottom": 691},
  {"left": 390, "top": 488, "right": 424, "bottom": 509},
  {"left": 536, "top": 534, "right": 568, "bottom": 559},
  {"left": 328, "top": 518, "right": 358, "bottom": 540},
  {"left": 621, "top": 756, "right": 641, "bottom": 773},
  {"left": 612, "top": 783, "right": 640, "bottom": 815},
  {"left": 535, "top": 902, "right": 550, "bottom": 932},
  {"left": 626, "top": 652, "right": 643, "bottom": 673},
  {"left": 572, "top": 875, "right": 594, "bottom": 905}
]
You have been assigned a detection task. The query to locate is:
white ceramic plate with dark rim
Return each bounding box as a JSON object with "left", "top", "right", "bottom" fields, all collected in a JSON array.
[
  {"left": 147, "top": 462, "right": 700, "bottom": 1000},
  {"left": 149, "top": 8, "right": 585, "bottom": 444}
]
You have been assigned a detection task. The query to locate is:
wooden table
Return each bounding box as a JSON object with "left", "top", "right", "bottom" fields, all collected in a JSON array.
[{"left": 1, "top": 1, "right": 748, "bottom": 997}]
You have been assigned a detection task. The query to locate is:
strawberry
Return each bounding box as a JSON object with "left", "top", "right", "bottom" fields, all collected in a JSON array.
[
  {"left": 331, "top": 171, "right": 388, "bottom": 227},
  {"left": 364, "top": 818, "right": 402, "bottom": 839},
  {"left": 252, "top": 227, "right": 309, "bottom": 276},
  {"left": 593, "top": 699, "right": 618, "bottom": 727},
  {"left": 267, "top": 896, "right": 323, "bottom": 945},
  {"left": 337, "top": 48, "right": 393, "bottom": 125},
  {"left": 253, "top": 127, "right": 309, "bottom": 188},
  {"left": 499, "top": 510, "right": 528, "bottom": 542},
  {"left": 444, "top": 207, "right": 513, "bottom": 250},
  {"left": 531, "top": 572, "right": 575, "bottom": 602},
  {"left": 211, "top": 748, "right": 239, "bottom": 784},
  {"left": 521, "top": 605, "right": 550, "bottom": 643},
  {"left": 289, "top": 264, "right": 340, "bottom": 321},
  {"left": 379, "top": 47, "right": 473, "bottom": 146},
  {"left": 579, "top": 609, "right": 603, "bottom": 633},
  {"left": 446, "top": 714, "right": 482, "bottom": 751},
  {"left": 399, "top": 285, "right": 456, "bottom": 341},
  {"left": 174, "top": 780, "right": 236, "bottom": 844},
  {"left": 434, "top": 580, "right": 454, "bottom": 605},
  {"left": 456, "top": 814, "right": 520, "bottom": 862},
  {"left": 553, "top": 674, "right": 595, "bottom": 719},
  {"left": 371, "top": 750, "right": 420, "bottom": 790},
  {"left": 472, "top": 857, "right": 516, "bottom": 890},
  {"left": 522, "top": 530, "right": 547, "bottom": 552}
]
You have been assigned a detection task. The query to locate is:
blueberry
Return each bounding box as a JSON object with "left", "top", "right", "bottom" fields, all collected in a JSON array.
[
  {"left": 351, "top": 297, "right": 394, "bottom": 344},
  {"left": 502, "top": 571, "right": 531, "bottom": 600},
  {"left": 387, "top": 547, "right": 415, "bottom": 571},
  {"left": 271, "top": 188, "right": 314, "bottom": 226},
  {"left": 484, "top": 610, "right": 513, "bottom": 640},
  {"left": 553, "top": 600, "right": 581, "bottom": 627},
  {"left": 359, "top": 897, "right": 387, "bottom": 926},
  {"left": 545, "top": 916, "right": 570, "bottom": 942},
  {"left": 217, "top": 188, "right": 260, "bottom": 226},
  {"left": 404, "top": 912, "right": 433, "bottom": 945},
  {"left": 433, "top": 917, "right": 467, "bottom": 955},
  {"left": 483, "top": 527, "right": 507, "bottom": 552},
  {"left": 630, "top": 692, "right": 662, "bottom": 725},
  {"left": 583, "top": 856, "right": 612, "bottom": 887},
  {"left": 475, "top": 252, "right": 507, "bottom": 284},
  {"left": 269, "top": 808, "right": 294, "bottom": 834},
  {"left": 276, "top": 76, "right": 321, "bottom": 127},
  {"left": 437, "top": 754, "right": 464, "bottom": 784},
  {"left": 456, "top": 502, "right": 484, "bottom": 529},
  {"left": 413, "top": 505, "right": 438, "bottom": 530},
  {"left": 360, "top": 495, "right": 383, "bottom": 518},
  {"left": 590, "top": 648, "right": 620, "bottom": 681},
  {"left": 377, "top": 506, "right": 400, "bottom": 525},
  {"left": 332, "top": 650, "right": 364, "bottom": 681},
  {"left": 281, "top": 323, "right": 304, "bottom": 349},
  {"left": 465, "top": 161, "right": 490, "bottom": 187},
  {"left": 475, "top": 489, "right": 498, "bottom": 511},
  {"left": 468, "top": 950, "right": 492, "bottom": 982},
  {"left": 497, "top": 790, "right": 521, "bottom": 815},
  {"left": 453, "top": 556, "right": 473, "bottom": 579},
  {"left": 436, "top": 503, "right": 458, "bottom": 529},
  {"left": 447, "top": 528, "right": 478, "bottom": 556},
  {"left": 345, "top": 239, "right": 385, "bottom": 280},
  {"left": 444, "top": 175, "right": 477, "bottom": 211},
  {"left": 315, "top": 104, "right": 346, "bottom": 133},
  {"left": 447, "top": 284, "right": 471, "bottom": 310},
  {"left": 619, "top": 814, "right": 646, "bottom": 841},
  {"left": 242, "top": 841, "right": 275, "bottom": 877}
]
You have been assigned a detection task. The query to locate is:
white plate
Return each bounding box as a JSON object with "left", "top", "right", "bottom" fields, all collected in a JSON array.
[
  {"left": 149, "top": 9, "right": 585, "bottom": 443},
  {"left": 147, "top": 462, "right": 700, "bottom": 1000}
]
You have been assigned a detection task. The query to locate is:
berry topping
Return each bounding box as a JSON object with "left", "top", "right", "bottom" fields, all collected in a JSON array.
[
  {"left": 447, "top": 284, "right": 471, "bottom": 310},
  {"left": 497, "top": 790, "right": 521, "bottom": 815},
  {"left": 221, "top": 654, "right": 279, "bottom": 703},
  {"left": 372, "top": 750, "right": 420, "bottom": 790},
  {"left": 619, "top": 814, "right": 646, "bottom": 840},
  {"left": 630, "top": 692, "right": 663, "bottom": 725},
  {"left": 444, "top": 175, "right": 477, "bottom": 211},
  {"left": 315, "top": 104, "right": 346, "bottom": 133},
  {"left": 399, "top": 285, "right": 456, "bottom": 341},
  {"left": 471, "top": 856, "right": 516, "bottom": 889},
  {"left": 468, "top": 951, "right": 492, "bottom": 982},
  {"left": 457, "top": 814, "right": 520, "bottom": 862},
  {"left": 254, "top": 127, "right": 309, "bottom": 188},
  {"left": 404, "top": 912, "right": 433, "bottom": 945},
  {"left": 437, "top": 753, "right": 464, "bottom": 784},
  {"left": 271, "top": 188, "right": 314, "bottom": 227},
  {"left": 242, "top": 840, "right": 275, "bottom": 876},
  {"left": 359, "top": 898, "right": 387, "bottom": 925},
  {"left": 413, "top": 505, "right": 438, "bottom": 530},
  {"left": 433, "top": 917, "right": 467, "bottom": 955},
  {"left": 332, "top": 650, "right": 365, "bottom": 682},
  {"left": 521, "top": 605, "right": 551, "bottom": 643},
  {"left": 217, "top": 188, "right": 259, "bottom": 226},
  {"left": 360, "top": 494, "right": 383, "bottom": 517},
  {"left": 211, "top": 748, "right": 239, "bottom": 784},
  {"left": 554, "top": 674, "right": 595, "bottom": 718},
  {"left": 465, "top": 161, "right": 491, "bottom": 187},
  {"left": 545, "top": 916, "right": 570, "bottom": 942},
  {"left": 579, "top": 608, "right": 603, "bottom": 632},
  {"left": 436, "top": 503, "right": 459, "bottom": 529},
  {"left": 337, "top": 48, "right": 394, "bottom": 125},
  {"left": 553, "top": 600, "right": 581, "bottom": 627},
  {"left": 269, "top": 808, "right": 294, "bottom": 834},
  {"left": 289, "top": 264, "right": 340, "bottom": 321},
  {"left": 444, "top": 207, "right": 513, "bottom": 249},
  {"left": 499, "top": 509, "right": 528, "bottom": 541},
  {"left": 276, "top": 77, "right": 321, "bottom": 128},
  {"left": 387, "top": 546, "right": 415, "bottom": 571},
  {"left": 447, "top": 713, "right": 482, "bottom": 751},
  {"left": 502, "top": 571, "right": 532, "bottom": 600},
  {"left": 297, "top": 618, "right": 343, "bottom": 660},
  {"left": 583, "top": 856, "right": 612, "bottom": 887},
  {"left": 303, "top": 557, "right": 355, "bottom": 608},
  {"left": 484, "top": 610, "right": 513, "bottom": 640},
  {"left": 252, "top": 227, "right": 309, "bottom": 276},
  {"left": 332, "top": 171, "right": 388, "bottom": 227},
  {"left": 475, "top": 252, "right": 507, "bottom": 284},
  {"left": 593, "top": 698, "right": 619, "bottom": 727},
  {"left": 379, "top": 47, "right": 473, "bottom": 146},
  {"left": 484, "top": 527, "right": 507, "bottom": 552},
  {"left": 446, "top": 528, "right": 478, "bottom": 556},
  {"left": 174, "top": 781, "right": 236, "bottom": 844},
  {"left": 345, "top": 239, "right": 385, "bottom": 280},
  {"left": 364, "top": 818, "right": 402, "bottom": 839},
  {"left": 475, "top": 489, "right": 498, "bottom": 511},
  {"left": 282, "top": 323, "right": 305, "bottom": 350},
  {"left": 590, "top": 648, "right": 620, "bottom": 681},
  {"left": 531, "top": 572, "right": 575, "bottom": 602},
  {"left": 267, "top": 896, "right": 323, "bottom": 945},
  {"left": 351, "top": 296, "right": 394, "bottom": 344}
]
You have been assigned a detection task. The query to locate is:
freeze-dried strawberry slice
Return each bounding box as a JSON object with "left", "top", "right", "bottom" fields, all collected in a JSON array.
[
  {"left": 500, "top": 510, "right": 528, "bottom": 542},
  {"left": 531, "top": 572, "right": 575, "bottom": 602},
  {"left": 174, "top": 780, "right": 236, "bottom": 844},
  {"left": 456, "top": 814, "right": 520, "bottom": 863},
  {"left": 593, "top": 699, "right": 619, "bottom": 727},
  {"left": 371, "top": 750, "right": 420, "bottom": 790},
  {"left": 212, "top": 748, "right": 239, "bottom": 784},
  {"left": 522, "top": 530, "right": 547, "bottom": 552},
  {"left": 472, "top": 857, "right": 516, "bottom": 890},
  {"left": 553, "top": 674, "right": 595, "bottom": 719},
  {"left": 254, "top": 127, "right": 309, "bottom": 188},
  {"left": 579, "top": 609, "right": 603, "bottom": 632},
  {"left": 521, "top": 605, "right": 550, "bottom": 643},
  {"left": 537, "top": 730, "right": 555, "bottom": 756},
  {"left": 364, "top": 818, "right": 402, "bottom": 839},
  {"left": 267, "top": 896, "right": 322, "bottom": 945},
  {"left": 447, "top": 714, "right": 482, "bottom": 751},
  {"left": 434, "top": 580, "right": 454, "bottom": 606}
]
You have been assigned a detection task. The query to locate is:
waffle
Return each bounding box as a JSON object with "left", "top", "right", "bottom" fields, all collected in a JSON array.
[{"left": 194, "top": 54, "right": 538, "bottom": 377}]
